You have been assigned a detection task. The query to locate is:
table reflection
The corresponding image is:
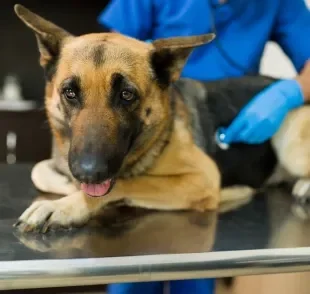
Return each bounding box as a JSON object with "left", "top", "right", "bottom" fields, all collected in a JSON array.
[{"left": 14, "top": 192, "right": 220, "bottom": 258}]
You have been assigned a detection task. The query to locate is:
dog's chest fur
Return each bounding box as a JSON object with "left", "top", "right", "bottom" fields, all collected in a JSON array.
[{"left": 174, "top": 76, "right": 279, "bottom": 188}]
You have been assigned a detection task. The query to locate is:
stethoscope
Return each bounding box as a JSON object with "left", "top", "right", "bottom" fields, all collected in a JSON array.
[
  {"left": 208, "top": 0, "right": 252, "bottom": 150},
  {"left": 148, "top": 1, "right": 251, "bottom": 149}
]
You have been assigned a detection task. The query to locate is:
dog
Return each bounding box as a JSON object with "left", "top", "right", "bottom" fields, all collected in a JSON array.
[{"left": 13, "top": 4, "right": 310, "bottom": 232}]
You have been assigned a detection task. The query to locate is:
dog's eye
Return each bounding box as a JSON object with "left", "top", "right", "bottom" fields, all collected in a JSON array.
[
  {"left": 63, "top": 88, "right": 77, "bottom": 100},
  {"left": 120, "top": 90, "right": 135, "bottom": 102}
]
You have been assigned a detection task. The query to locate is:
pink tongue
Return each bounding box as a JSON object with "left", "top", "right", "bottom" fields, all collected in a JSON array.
[{"left": 81, "top": 179, "right": 111, "bottom": 197}]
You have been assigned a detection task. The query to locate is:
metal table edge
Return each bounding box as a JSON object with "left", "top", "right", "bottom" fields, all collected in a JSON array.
[{"left": 1, "top": 247, "right": 310, "bottom": 290}]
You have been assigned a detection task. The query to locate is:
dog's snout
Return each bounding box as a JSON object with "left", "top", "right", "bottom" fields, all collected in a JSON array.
[{"left": 70, "top": 155, "right": 109, "bottom": 184}]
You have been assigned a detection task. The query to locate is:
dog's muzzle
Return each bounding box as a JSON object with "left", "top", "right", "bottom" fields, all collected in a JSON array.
[{"left": 69, "top": 154, "right": 117, "bottom": 197}]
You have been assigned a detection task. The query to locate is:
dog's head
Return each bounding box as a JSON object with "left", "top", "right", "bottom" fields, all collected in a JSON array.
[{"left": 15, "top": 4, "right": 214, "bottom": 197}]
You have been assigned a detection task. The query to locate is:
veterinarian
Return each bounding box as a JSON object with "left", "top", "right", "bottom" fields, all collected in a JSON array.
[{"left": 98, "top": 0, "right": 310, "bottom": 293}]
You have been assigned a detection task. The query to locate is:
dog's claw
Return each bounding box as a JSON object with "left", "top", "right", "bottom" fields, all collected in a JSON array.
[
  {"left": 14, "top": 221, "right": 44, "bottom": 233},
  {"left": 13, "top": 220, "right": 21, "bottom": 227},
  {"left": 15, "top": 222, "right": 26, "bottom": 232},
  {"left": 42, "top": 222, "right": 50, "bottom": 234},
  {"left": 19, "top": 223, "right": 34, "bottom": 233}
]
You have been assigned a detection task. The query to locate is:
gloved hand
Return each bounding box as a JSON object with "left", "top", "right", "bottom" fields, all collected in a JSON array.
[{"left": 220, "top": 79, "right": 304, "bottom": 144}]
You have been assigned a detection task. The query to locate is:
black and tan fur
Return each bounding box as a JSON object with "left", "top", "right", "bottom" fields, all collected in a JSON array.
[{"left": 14, "top": 5, "right": 310, "bottom": 232}]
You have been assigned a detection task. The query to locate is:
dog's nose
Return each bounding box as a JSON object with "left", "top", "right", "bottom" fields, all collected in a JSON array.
[{"left": 70, "top": 156, "right": 109, "bottom": 184}]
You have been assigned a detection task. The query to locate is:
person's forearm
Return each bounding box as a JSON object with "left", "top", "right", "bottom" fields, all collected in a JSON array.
[
  {"left": 296, "top": 60, "right": 310, "bottom": 102},
  {"left": 296, "top": 77, "right": 310, "bottom": 102}
]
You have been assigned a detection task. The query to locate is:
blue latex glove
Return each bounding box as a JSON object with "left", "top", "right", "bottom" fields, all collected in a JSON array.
[{"left": 220, "top": 79, "right": 304, "bottom": 144}]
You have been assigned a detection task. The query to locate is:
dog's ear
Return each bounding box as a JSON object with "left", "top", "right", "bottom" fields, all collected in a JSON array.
[
  {"left": 151, "top": 34, "right": 215, "bottom": 87},
  {"left": 14, "top": 4, "right": 73, "bottom": 71}
]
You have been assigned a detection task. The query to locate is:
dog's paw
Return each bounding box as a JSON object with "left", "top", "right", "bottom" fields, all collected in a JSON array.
[
  {"left": 14, "top": 193, "right": 91, "bottom": 233},
  {"left": 292, "top": 179, "right": 310, "bottom": 220}
]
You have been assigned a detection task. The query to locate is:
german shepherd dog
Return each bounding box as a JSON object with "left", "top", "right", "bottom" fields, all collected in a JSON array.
[{"left": 14, "top": 5, "right": 310, "bottom": 232}]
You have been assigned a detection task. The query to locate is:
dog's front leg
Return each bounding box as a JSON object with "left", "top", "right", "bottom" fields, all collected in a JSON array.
[
  {"left": 113, "top": 174, "right": 220, "bottom": 212},
  {"left": 15, "top": 173, "right": 219, "bottom": 232},
  {"left": 14, "top": 190, "right": 120, "bottom": 233}
]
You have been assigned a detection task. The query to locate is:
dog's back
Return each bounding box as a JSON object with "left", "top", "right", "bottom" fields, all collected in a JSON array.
[{"left": 175, "top": 76, "right": 279, "bottom": 188}]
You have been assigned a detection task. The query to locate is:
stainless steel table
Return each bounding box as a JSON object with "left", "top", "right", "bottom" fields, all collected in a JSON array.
[{"left": 1, "top": 164, "right": 310, "bottom": 290}]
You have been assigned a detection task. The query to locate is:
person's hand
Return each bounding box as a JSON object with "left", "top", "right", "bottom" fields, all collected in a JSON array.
[
  {"left": 220, "top": 79, "right": 304, "bottom": 145},
  {"left": 296, "top": 60, "right": 310, "bottom": 101}
]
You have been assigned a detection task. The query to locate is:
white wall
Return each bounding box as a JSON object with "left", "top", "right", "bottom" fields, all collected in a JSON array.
[{"left": 259, "top": 0, "right": 310, "bottom": 78}]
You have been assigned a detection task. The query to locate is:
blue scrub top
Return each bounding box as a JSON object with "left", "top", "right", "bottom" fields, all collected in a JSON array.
[{"left": 98, "top": 0, "right": 310, "bottom": 81}]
